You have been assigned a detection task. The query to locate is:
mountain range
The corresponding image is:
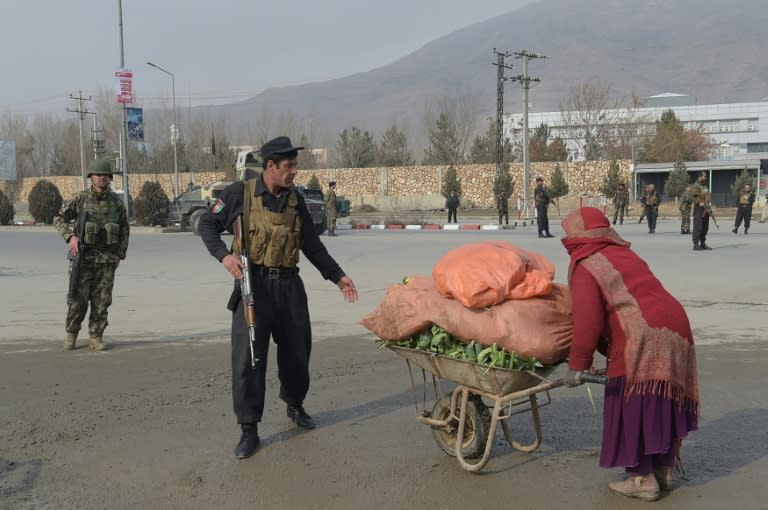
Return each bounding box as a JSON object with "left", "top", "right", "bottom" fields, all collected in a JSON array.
[{"left": 201, "top": 0, "right": 768, "bottom": 152}]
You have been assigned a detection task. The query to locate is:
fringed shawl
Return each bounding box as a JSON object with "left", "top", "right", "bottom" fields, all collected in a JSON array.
[{"left": 561, "top": 207, "right": 700, "bottom": 414}]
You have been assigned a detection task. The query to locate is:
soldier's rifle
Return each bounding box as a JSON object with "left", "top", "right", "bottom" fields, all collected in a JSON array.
[
  {"left": 233, "top": 215, "right": 259, "bottom": 368},
  {"left": 704, "top": 203, "right": 719, "bottom": 230},
  {"left": 67, "top": 198, "right": 88, "bottom": 305}
]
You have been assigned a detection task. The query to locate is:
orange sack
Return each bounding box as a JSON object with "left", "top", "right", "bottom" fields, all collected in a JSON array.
[
  {"left": 360, "top": 275, "right": 572, "bottom": 364},
  {"left": 432, "top": 240, "right": 555, "bottom": 308}
]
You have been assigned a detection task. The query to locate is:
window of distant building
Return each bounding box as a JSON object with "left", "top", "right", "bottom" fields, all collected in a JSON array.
[{"left": 747, "top": 143, "right": 768, "bottom": 153}]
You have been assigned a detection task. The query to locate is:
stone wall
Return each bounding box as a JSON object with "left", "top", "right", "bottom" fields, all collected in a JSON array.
[{"left": 1, "top": 161, "right": 631, "bottom": 209}]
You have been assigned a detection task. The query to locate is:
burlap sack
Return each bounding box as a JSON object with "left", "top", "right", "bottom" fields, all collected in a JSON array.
[
  {"left": 360, "top": 275, "right": 572, "bottom": 364},
  {"left": 432, "top": 241, "right": 555, "bottom": 308}
]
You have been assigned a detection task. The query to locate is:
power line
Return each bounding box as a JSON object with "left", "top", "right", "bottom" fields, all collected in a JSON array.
[{"left": 492, "top": 48, "right": 514, "bottom": 181}]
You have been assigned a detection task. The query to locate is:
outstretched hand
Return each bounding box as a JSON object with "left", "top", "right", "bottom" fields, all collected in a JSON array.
[{"left": 337, "top": 276, "right": 358, "bottom": 303}]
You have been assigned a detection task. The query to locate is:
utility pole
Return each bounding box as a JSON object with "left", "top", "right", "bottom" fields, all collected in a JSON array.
[
  {"left": 508, "top": 50, "right": 546, "bottom": 209},
  {"left": 66, "top": 91, "right": 94, "bottom": 190},
  {"left": 117, "top": 0, "right": 130, "bottom": 213},
  {"left": 492, "top": 49, "right": 513, "bottom": 181},
  {"left": 92, "top": 115, "right": 106, "bottom": 160}
]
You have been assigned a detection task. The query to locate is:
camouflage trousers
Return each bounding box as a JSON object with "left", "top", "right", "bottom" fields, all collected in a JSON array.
[
  {"left": 613, "top": 204, "right": 627, "bottom": 224},
  {"left": 326, "top": 212, "right": 337, "bottom": 233},
  {"left": 498, "top": 210, "right": 509, "bottom": 225},
  {"left": 66, "top": 261, "right": 117, "bottom": 338},
  {"left": 680, "top": 206, "right": 691, "bottom": 232}
]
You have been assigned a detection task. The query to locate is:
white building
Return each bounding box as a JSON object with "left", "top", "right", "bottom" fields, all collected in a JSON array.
[{"left": 505, "top": 94, "right": 768, "bottom": 205}]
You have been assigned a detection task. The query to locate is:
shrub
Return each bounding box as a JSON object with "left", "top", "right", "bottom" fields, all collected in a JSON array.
[
  {"left": 0, "top": 189, "right": 14, "bottom": 225},
  {"left": 28, "top": 180, "right": 63, "bottom": 224},
  {"left": 133, "top": 181, "right": 170, "bottom": 226}
]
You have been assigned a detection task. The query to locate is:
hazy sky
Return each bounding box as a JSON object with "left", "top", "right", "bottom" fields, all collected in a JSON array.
[{"left": 1, "top": 0, "right": 526, "bottom": 115}]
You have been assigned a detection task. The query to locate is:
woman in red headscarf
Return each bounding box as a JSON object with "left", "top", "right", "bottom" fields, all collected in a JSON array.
[{"left": 561, "top": 207, "right": 699, "bottom": 502}]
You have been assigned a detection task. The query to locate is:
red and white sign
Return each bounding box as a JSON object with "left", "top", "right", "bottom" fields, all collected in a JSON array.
[
  {"left": 115, "top": 69, "right": 134, "bottom": 104},
  {"left": 760, "top": 177, "right": 766, "bottom": 190}
]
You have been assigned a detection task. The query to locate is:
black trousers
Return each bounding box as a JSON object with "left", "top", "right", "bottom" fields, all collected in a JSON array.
[
  {"left": 692, "top": 204, "right": 709, "bottom": 245},
  {"left": 734, "top": 205, "right": 753, "bottom": 230},
  {"left": 645, "top": 205, "right": 658, "bottom": 232},
  {"left": 447, "top": 207, "right": 457, "bottom": 223},
  {"left": 230, "top": 272, "right": 312, "bottom": 425},
  {"left": 536, "top": 205, "right": 549, "bottom": 234}
]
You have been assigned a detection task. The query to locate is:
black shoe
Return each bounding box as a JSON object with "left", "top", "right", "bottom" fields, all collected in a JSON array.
[
  {"left": 234, "top": 424, "right": 260, "bottom": 459},
  {"left": 638, "top": 218, "right": 643, "bottom": 224},
  {"left": 538, "top": 233, "right": 545, "bottom": 238},
  {"left": 693, "top": 245, "right": 702, "bottom": 251},
  {"left": 744, "top": 229, "right": 748, "bottom": 235},
  {"left": 545, "top": 233, "right": 555, "bottom": 238},
  {"left": 287, "top": 404, "right": 316, "bottom": 429},
  {"left": 732, "top": 228, "right": 738, "bottom": 234},
  {"left": 701, "top": 243, "right": 712, "bottom": 250}
]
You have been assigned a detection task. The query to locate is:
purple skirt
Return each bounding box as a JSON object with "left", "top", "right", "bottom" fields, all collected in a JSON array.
[{"left": 600, "top": 376, "right": 698, "bottom": 469}]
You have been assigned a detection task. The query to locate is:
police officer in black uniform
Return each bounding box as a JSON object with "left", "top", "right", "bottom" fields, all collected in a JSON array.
[
  {"left": 198, "top": 136, "right": 359, "bottom": 459},
  {"left": 534, "top": 177, "right": 554, "bottom": 238}
]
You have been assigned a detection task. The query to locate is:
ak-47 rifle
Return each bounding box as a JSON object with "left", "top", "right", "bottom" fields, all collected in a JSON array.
[
  {"left": 704, "top": 203, "right": 719, "bottom": 230},
  {"left": 233, "top": 215, "right": 259, "bottom": 368},
  {"left": 67, "top": 198, "right": 88, "bottom": 305}
]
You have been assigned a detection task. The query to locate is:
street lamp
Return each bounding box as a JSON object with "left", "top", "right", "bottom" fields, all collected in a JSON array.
[{"left": 146, "top": 61, "right": 179, "bottom": 196}]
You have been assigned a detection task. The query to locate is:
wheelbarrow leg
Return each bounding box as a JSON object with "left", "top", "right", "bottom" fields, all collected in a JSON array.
[
  {"left": 500, "top": 394, "right": 543, "bottom": 453},
  {"left": 455, "top": 389, "right": 500, "bottom": 472}
]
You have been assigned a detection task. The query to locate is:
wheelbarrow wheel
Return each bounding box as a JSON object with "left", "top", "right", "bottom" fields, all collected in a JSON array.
[{"left": 430, "top": 393, "right": 491, "bottom": 459}]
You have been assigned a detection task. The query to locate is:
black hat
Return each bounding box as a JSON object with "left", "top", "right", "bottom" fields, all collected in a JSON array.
[
  {"left": 535, "top": 176, "right": 543, "bottom": 183},
  {"left": 328, "top": 181, "right": 336, "bottom": 187},
  {"left": 259, "top": 136, "right": 304, "bottom": 161}
]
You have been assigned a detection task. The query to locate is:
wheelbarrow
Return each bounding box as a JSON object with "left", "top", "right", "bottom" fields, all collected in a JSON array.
[{"left": 386, "top": 345, "right": 607, "bottom": 472}]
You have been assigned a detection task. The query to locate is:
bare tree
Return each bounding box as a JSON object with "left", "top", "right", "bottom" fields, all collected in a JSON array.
[{"left": 560, "top": 81, "right": 621, "bottom": 160}]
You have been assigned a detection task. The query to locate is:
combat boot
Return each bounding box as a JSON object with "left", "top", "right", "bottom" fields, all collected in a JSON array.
[
  {"left": 63, "top": 332, "right": 77, "bottom": 350},
  {"left": 608, "top": 475, "right": 660, "bottom": 502},
  {"left": 89, "top": 337, "right": 107, "bottom": 351},
  {"left": 693, "top": 242, "right": 702, "bottom": 251}
]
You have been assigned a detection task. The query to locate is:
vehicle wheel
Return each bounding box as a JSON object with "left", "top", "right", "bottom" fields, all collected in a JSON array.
[
  {"left": 189, "top": 209, "right": 207, "bottom": 236},
  {"left": 430, "top": 393, "right": 491, "bottom": 459}
]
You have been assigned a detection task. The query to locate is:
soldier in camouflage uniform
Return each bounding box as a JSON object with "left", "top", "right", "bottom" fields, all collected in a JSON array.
[
  {"left": 54, "top": 160, "right": 130, "bottom": 350},
  {"left": 637, "top": 184, "right": 650, "bottom": 224},
  {"left": 679, "top": 185, "right": 693, "bottom": 234},
  {"left": 497, "top": 191, "right": 509, "bottom": 225},
  {"left": 690, "top": 171, "right": 712, "bottom": 250},
  {"left": 325, "top": 181, "right": 337, "bottom": 236},
  {"left": 640, "top": 183, "right": 661, "bottom": 234},
  {"left": 612, "top": 183, "right": 629, "bottom": 225}
]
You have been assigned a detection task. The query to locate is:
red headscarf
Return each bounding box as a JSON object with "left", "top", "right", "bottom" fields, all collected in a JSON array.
[{"left": 561, "top": 207, "right": 631, "bottom": 281}]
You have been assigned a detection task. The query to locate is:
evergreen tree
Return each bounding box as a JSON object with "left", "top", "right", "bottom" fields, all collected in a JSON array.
[
  {"left": 468, "top": 120, "right": 514, "bottom": 164},
  {"left": 335, "top": 126, "right": 377, "bottom": 168},
  {"left": 133, "top": 181, "right": 170, "bottom": 226},
  {"left": 306, "top": 173, "right": 321, "bottom": 190},
  {"left": 0, "top": 188, "right": 14, "bottom": 225},
  {"left": 492, "top": 164, "right": 514, "bottom": 198},
  {"left": 730, "top": 166, "right": 755, "bottom": 197},
  {"left": 377, "top": 124, "right": 413, "bottom": 166},
  {"left": 297, "top": 134, "right": 321, "bottom": 170},
  {"left": 424, "top": 112, "right": 461, "bottom": 165},
  {"left": 601, "top": 160, "right": 622, "bottom": 199},
  {"left": 549, "top": 163, "right": 569, "bottom": 215},
  {"left": 664, "top": 160, "right": 690, "bottom": 200},
  {"left": 441, "top": 166, "right": 462, "bottom": 198}
]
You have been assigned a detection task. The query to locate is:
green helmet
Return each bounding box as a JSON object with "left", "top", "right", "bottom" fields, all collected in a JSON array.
[{"left": 87, "top": 159, "right": 113, "bottom": 177}]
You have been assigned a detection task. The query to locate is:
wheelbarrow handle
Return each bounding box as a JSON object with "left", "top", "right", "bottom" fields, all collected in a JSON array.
[{"left": 576, "top": 373, "right": 609, "bottom": 385}]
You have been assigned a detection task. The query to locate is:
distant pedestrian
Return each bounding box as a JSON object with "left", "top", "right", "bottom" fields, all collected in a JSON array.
[
  {"left": 534, "top": 177, "right": 554, "bottom": 238},
  {"left": 732, "top": 183, "right": 755, "bottom": 234},
  {"left": 446, "top": 190, "right": 459, "bottom": 223},
  {"left": 761, "top": 192, "right": 768, "bottom": 223},
  {"left": 637, "top": 184, "right": 650, "bottom": 225}
]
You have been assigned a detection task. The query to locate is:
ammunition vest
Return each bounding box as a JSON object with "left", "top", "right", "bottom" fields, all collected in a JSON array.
[
  {"left": 244, "top": 180, "right": 302, "bottom": 268},
  {"left": 646, "top": 192, "right": 659, "bottom": 206},
  {"left": 80, "top": 190, "right": 123, "bottom": 251},
  {"left": 739, "top": 193, "right": 752, "bottom": 205}
]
